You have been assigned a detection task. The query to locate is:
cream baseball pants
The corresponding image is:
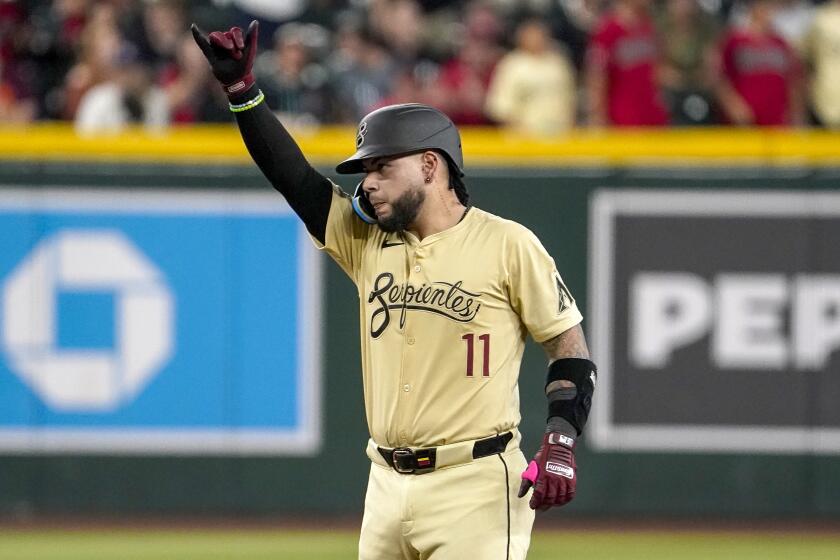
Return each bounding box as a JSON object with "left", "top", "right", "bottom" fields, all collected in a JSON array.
[{"left": 359, "top": 442, "right": 534, "bottom": 559}]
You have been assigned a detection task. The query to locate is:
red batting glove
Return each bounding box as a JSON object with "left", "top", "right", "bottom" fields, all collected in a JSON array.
[
  {"left": 191, "top": 20, "right": 259, "bottom": 97},
  {"left": 518, "top": 431, "right": 576, "bottom": 511}
]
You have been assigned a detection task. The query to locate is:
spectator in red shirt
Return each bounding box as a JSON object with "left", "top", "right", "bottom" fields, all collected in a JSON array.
[
  {"left": 715, "top": 0, "right": 805, "bottom": 126},
  {"left": 434, "top": 37, "right": 500, "bottom": 125},
  {"left": 430, "top": 1, "right": 504, "bottom": 125},
  {"left": 584, "top": 0, "right": 668, "bottom": 127}
]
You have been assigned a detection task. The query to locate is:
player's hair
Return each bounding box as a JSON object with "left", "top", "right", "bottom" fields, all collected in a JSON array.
[{"left": 441, "top": 152, "right": 469, "bottom": 206}]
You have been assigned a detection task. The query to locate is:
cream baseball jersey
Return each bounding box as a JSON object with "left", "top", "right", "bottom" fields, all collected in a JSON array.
[{"left": 314, "top": 183, "right": 583, "bottom": 448}]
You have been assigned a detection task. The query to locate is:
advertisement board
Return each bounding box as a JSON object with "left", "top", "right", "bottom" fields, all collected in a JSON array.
[
  {"left": 589, "top": 190, "right": 840, "bottom": 453},
  {"left": 0, "top": 189, "right": 321, "bottom": 454}
]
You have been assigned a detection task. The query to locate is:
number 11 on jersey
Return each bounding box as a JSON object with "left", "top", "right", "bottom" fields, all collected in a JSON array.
[{"left": 462, "top": 333, "right": 490, "bottom": 377}]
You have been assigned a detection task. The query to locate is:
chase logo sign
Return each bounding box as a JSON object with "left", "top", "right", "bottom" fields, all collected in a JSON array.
[
  {"left": 589, "top": 190, "right": 840, "bottom": 454},
  {"left": 3, "top": 230, "right": 173, "bottom": 412},
  {"left": 0, "top": 189, "right": 321, "bottom": 455}
]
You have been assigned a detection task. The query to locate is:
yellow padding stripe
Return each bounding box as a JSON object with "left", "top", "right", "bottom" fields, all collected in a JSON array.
[{"left": 1, "top": 124, "right": 839, "bottom": 167}]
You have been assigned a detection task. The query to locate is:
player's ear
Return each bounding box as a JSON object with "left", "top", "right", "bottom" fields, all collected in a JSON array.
[{"left": 420, "top": 151, "right": 440, "bottom": 183}]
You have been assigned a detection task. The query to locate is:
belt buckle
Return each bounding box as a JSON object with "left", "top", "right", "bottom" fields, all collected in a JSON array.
[{"left": 391, "top": 448, "right": 415, "bottom": 474}]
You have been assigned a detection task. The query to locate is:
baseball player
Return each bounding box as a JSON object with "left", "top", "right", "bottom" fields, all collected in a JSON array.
[{"left": 192, "top": 20, "right": 597, "bottom": 560}]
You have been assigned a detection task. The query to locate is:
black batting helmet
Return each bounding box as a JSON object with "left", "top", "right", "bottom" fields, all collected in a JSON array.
[
  {"left": 337, "top": 103, "right": 464, "bottom": 223},
  {"left": 337, "top": 103, "right": 464, "bottom": 175}
]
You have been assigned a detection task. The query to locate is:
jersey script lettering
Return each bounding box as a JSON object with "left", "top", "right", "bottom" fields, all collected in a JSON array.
[{"left": 367, "top": 271, "right": 482, "bottom": 337}]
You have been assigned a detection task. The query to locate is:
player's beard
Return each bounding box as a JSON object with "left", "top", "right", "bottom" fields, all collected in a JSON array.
[{"left": 377, "top": 185, "right": 426, "bottom": 233}]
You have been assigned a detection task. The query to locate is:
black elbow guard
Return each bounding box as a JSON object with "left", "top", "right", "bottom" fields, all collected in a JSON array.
[{"left": 546, "top": 358, "right": 597, "bottom": 436}]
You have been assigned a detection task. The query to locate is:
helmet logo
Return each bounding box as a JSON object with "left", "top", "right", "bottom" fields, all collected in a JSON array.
[{"left": 356, "top": 121, "right": 368, "bottom": 148}]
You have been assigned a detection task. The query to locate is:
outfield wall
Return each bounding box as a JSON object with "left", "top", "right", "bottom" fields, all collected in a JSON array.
[{"left": 0, "top": 127, "right": 839, "bottom": 518}]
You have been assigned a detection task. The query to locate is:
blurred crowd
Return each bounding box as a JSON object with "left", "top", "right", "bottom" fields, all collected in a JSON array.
[{"left": 0, "top": 0, "right": 838, "bottom": 134}]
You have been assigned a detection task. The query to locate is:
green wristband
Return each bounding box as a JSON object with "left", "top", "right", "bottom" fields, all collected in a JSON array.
[{"left": 229, "top": 90, "right": 265, "bottom": 113}]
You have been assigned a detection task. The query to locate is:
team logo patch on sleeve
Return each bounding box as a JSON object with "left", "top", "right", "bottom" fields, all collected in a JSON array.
[
  {"left": 555, "top": 273, "right": 575, "bottom": 313},
  {"left": 545, "top": 461, "right": 574, "bottom": 479}
]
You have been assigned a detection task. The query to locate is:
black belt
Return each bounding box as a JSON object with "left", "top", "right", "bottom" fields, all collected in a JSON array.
[{"left": 378, "top": 431, "right": 513, "bottom": 475}]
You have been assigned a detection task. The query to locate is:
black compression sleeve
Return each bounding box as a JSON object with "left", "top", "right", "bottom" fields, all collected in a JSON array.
[{"left": 232, "top": 86, "right": 333, "bottom": 244}]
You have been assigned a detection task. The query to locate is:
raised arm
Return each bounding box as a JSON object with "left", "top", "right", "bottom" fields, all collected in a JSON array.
[{"left": 191, "top": 21, "right": 332, "bottom": 243}]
